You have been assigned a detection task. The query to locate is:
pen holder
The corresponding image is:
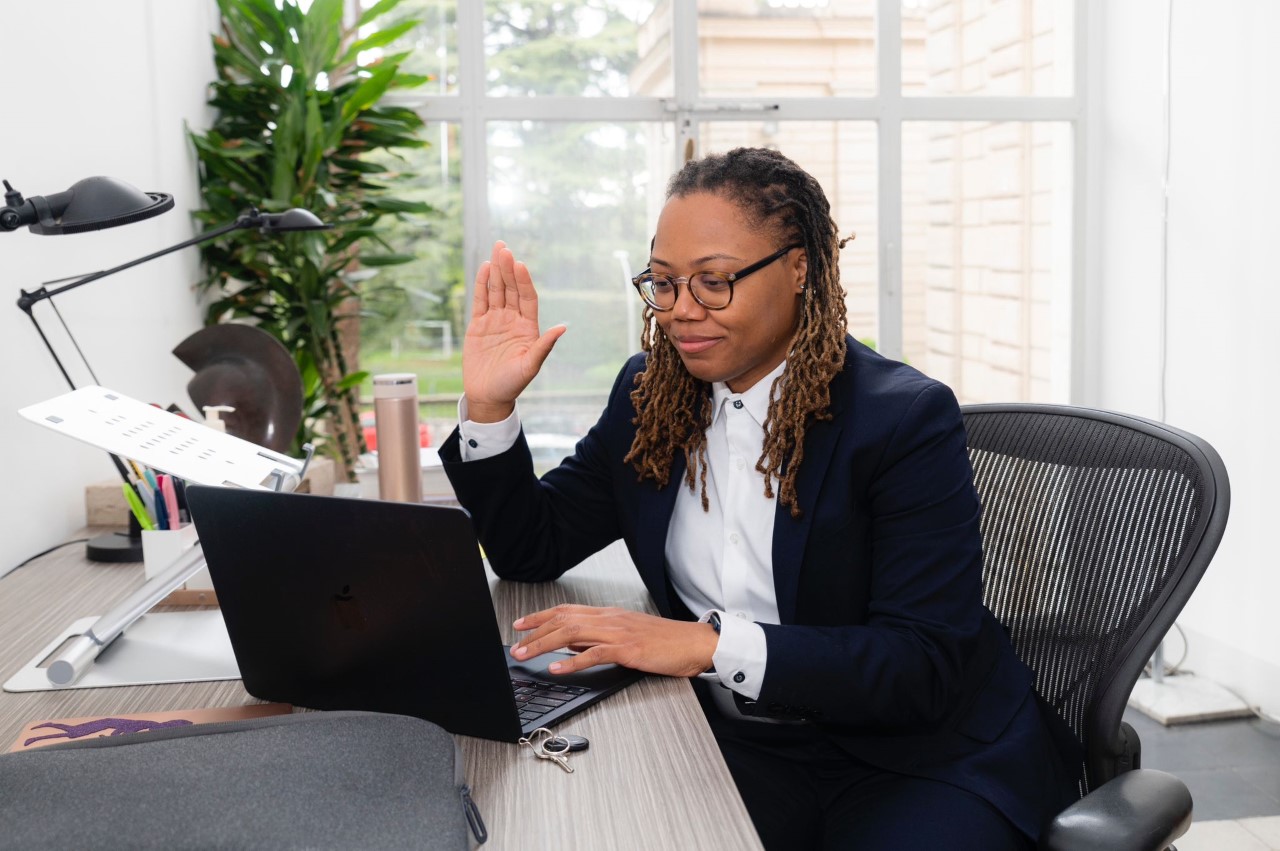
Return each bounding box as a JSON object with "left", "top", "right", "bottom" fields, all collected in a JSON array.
[{"left": 141, "top": 524, "right": 199, "bottom": 582}]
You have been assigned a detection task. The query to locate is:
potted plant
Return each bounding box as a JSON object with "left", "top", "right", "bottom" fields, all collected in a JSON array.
[{"left": 192, "top": 0, "right": 431, "bottom": 478}]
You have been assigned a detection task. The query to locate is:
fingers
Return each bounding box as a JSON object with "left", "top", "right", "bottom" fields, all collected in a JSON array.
[
  {"left": 514, "top": 259, "right": 537, "bottom": 321},
  {"left": 511, "top": 605, "right": 608, "bottom": 661},
  {"left": 527, "top": 324, "right": 567, "bottom": 374},
  {"left": 479, "top": 242, "right": 545, "bottom": 326},
  {"left": 513, "top": 603, "right": 596, "bottom": 632},
  {"left": 503, "top": 249, "right": 521, "bottom": 307},
  {"left": 546, "top": 645, "right": 609, "bottom": 675},
  {"left": 511, "top": 608, "right": 718, "bottom": 678},
  {"left": 486, "top": 241, "right": 508, "bottom": 310},
  {"left": 471, "top": 260, "right": 490, "bottom": 319}
]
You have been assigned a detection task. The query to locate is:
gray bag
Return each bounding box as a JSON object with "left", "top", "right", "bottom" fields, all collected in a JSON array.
[{"left": 0, "top": 710, "right": 486, "bottom": 850}]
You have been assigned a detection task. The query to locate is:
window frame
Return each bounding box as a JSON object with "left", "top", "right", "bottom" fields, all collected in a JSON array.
[{"left": 385, "top": 0, "right": 1090, "bottom": 401}]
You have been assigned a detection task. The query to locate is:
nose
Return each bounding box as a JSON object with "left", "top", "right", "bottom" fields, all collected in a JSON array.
[{"left": 670, "top": 280, "right": 707, "bottom": 320}]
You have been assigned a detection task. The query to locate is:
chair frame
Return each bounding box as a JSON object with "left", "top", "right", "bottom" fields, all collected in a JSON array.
[{"left": 961, "top": 403, "right": 1230, "bottom": 849}]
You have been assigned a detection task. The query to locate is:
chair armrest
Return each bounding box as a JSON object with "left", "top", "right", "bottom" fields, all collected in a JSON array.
[{"left": 1040, "top": 769, "right": 1193, "bottom": 851}]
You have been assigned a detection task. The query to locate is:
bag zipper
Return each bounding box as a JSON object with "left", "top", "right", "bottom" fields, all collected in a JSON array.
[{"left": 460, "top": 784, "right": 487, "bottom": 844}]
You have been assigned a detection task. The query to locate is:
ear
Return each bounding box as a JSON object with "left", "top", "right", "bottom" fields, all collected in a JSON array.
[{"left": 791, "top": 249, "right": 808, "bottom": 294}]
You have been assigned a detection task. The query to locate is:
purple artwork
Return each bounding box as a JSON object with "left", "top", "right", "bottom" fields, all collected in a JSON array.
[{"left": 23, "top": 717, "right": 194, "bottom": 747}]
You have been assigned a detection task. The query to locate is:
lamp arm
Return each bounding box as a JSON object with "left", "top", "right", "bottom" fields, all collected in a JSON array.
[{"left": 16, "top": 212, "right": 259, "bottom": 313}]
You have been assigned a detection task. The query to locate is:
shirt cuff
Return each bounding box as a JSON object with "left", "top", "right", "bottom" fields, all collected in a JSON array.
[
  {"left": 457, "top": 397, "right": 521, "bottom": 461},
  {"left": 695, "top": 610, "right": 767, "bottom": 701}
]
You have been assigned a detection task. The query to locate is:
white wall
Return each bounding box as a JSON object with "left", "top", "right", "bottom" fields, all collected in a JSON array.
[
  {"left": 1091, "top": 0, "right": 1280, "bottom": 712},
  {"left": 0, "top": 1, "right": 218, "bottom": 576}
]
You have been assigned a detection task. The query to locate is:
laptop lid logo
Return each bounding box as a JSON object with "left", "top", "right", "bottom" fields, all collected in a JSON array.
[{"left": 331, "top": 585, "right": 368, "bottom": 631}]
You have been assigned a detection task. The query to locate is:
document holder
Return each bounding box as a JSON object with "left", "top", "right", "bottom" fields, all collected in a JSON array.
[
  {"left": 10, "top": 386, "right": 313, "bottom": 691},
  {"left": 18, "top": 385, "right": 313, "bottom": 491}
]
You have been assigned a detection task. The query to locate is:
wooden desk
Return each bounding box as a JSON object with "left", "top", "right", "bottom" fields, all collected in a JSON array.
[{"left": 0, "top": 532, "right": 762, "bottom": 851}]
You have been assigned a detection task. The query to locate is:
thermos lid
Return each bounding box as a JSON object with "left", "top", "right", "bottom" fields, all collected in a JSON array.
[{"left": 372, "top": 373, "right": 419, "bottom": 400}]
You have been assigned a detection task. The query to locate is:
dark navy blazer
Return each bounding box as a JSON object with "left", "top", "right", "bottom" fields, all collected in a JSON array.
[{"left": 441, "top": 336, "right": 1078, "bottom": 840}]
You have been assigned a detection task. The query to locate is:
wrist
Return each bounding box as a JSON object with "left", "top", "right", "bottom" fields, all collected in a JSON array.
[
  {"left": 703, "top": 612, "right": 721, "bottom": 673},
  {"left": 465, "top": 398, "right": 515, "bottom": 424}
]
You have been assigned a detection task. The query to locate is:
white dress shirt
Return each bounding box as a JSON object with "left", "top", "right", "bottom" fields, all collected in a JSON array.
[{"left": 457, "top": 360, "right": 785, "bottom": 718}]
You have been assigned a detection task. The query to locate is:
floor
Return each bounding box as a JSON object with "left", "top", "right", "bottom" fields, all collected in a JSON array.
[{"left": 1122, "top": 706, "right": 1280, "bottom": 849}]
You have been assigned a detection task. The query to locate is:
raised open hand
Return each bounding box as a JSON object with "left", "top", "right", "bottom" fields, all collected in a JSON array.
[{"left": 462, "top": 241, "right": 567, "bottom": 422}]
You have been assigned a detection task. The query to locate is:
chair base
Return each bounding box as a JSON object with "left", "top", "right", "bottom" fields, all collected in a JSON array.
[{"left": 1129, "top": 673, "right": 1252, "bottom": 726}]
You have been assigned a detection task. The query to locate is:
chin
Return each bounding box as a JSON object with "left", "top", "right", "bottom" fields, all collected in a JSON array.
[{"left": 677, "top": 357, "right": 730, "bottom": 386}]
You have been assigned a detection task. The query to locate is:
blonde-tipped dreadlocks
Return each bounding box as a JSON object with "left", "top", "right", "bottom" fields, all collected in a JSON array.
[{"left": 623, "top": 148, "right": 850, "bottom": 519}]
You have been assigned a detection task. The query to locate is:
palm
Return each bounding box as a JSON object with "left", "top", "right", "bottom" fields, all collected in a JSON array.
[
  {"left": 463, "top": 306, "right": 544, "bottom": 406},
  {"left": 462, "top": 242, "right": 566, "bottom": 415}
]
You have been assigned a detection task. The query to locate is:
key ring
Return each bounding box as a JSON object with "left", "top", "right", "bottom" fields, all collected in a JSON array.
[
  {"left": 518, "top": 728, "right": 575, "bottom": 773},
  {"left": 518, "top": 727, "right": 566, "bottom": 749}
]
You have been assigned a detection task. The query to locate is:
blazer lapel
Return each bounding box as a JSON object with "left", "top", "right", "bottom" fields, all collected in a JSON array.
[
  {"left": 633, "top": 452, "right": 686, "bottom": 617},
  {"left": 771, "top": 391, "right": 847, "bottom": 624}
]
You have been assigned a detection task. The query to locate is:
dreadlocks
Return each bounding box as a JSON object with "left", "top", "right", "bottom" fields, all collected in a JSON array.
[{"left": 623, "top": 147, "right": 849, "bottom": 519}]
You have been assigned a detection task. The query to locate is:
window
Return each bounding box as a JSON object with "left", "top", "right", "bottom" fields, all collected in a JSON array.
[{"left": 359, "top": 0, "right": 1085, "bottom": 450}]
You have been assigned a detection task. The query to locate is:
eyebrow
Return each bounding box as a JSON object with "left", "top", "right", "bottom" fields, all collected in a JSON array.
[{"left": 650, "top": 252, "right": 744, "bottom": 269}]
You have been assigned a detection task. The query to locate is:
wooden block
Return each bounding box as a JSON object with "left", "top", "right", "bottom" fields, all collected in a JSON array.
[
  {"left": 86, "top": 480, "right": 129, "bottom": 526},
  {"left": 300, "top": 455, "right": 335, "bottom": 496}
]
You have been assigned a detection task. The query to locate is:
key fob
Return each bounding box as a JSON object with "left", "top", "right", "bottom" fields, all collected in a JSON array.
[{"left": 543, "top": 734, "right": 589, "bottom": 754}]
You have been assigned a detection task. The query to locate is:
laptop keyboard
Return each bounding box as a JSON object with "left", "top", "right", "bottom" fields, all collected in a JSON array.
[{"left": 512, "top": 677, "right": 590, "bottom": 724}]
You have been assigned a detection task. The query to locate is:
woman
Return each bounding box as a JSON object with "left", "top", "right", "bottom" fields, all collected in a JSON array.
[{"left": 440, "top": 148, "right": 1077, "bottom": 849}]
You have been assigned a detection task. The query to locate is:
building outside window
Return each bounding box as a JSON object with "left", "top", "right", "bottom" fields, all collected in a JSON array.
[{"left": 357, "top": 0, "right": 1082, "bottom": 458}]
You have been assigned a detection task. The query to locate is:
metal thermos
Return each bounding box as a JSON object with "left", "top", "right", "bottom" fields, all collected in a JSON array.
[{"left": 373, "top": 373, "right": 423, "bottom": 503}]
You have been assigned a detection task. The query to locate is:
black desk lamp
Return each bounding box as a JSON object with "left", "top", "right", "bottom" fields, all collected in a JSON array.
[{"left": 4, "top": 175, "right": 327, "bottom": 561}]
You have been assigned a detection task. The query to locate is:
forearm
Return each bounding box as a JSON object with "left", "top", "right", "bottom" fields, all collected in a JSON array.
[{"left": 440, "top": 362, "right": 639, "bottom": 581}]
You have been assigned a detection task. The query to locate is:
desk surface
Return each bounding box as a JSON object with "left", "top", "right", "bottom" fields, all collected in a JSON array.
[{"left": 0, "top": 531, "right": 762, "bottom": 851}]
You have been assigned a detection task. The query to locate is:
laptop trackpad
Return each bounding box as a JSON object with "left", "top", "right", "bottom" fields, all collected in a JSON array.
[{"left": 504, "top": 647, "right": 643, "bottom": 690}]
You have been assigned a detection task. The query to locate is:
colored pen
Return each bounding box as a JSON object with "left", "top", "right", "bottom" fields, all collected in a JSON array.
[
  {"left": 173, "top": 477, "right": 189, "bottom": 523},
  {"left": 136, "top": 481, "right": 157, "bottom": 525},
  {"left": 154, "top": 485, "right": 169, "bottom": 531},
  {"left": 122, "top": 483, "right": 156, "bottom": 532},
  {"left": 160, "top": 475, "right": 181, "bottom": 531},
  {"left": 144, "top": 468, "right": 160, "bottom": 494}
]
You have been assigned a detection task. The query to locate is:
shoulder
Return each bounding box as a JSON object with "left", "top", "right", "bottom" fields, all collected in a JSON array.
[
  {"left": 835, "top": 336, "right": 958, "bottom": 420},
  {"left": 620, "top": 351, "right": 649, "bottom": 384}
]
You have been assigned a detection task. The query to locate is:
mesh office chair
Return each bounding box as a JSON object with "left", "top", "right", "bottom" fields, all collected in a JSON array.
[{"left": 962, "top": 404, "right": 1231, "bottom": 851}]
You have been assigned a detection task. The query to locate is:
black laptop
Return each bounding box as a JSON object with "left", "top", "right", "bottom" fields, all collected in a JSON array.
[{"left": 186, "top": 485, "right": 643, "bottom": 742}]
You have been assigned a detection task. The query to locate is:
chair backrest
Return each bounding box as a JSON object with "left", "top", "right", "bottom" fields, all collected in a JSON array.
[{"left": 961, "top": 404, "right": 1230, "bottom": 794}]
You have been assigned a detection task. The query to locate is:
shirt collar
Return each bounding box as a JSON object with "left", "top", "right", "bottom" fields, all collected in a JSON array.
[{"left": 711, "top": 359, "right": 787, "bottom": 428}]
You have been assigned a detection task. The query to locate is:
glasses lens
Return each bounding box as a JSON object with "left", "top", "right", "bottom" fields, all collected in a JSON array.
[
  {"left": 692, "top": 273, "right": 733, "bottom": 308},
  {"left": 637, "top": 274, "right": 675, "bottom": 309}
]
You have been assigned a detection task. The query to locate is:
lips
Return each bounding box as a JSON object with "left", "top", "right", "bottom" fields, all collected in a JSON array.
[{"left": 672, "top": 335, "right": 721, "bottom": 354}]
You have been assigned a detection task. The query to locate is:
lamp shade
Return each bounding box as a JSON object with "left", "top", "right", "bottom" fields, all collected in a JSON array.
[
  {"left": 172, "top": 324, "right": 304, "bottom": 454},
  {"left": 27, "top": 176, "right": 174, "bottom": 235}
]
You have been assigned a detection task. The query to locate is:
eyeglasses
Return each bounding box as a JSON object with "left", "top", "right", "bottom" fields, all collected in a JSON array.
[{"left": 631, "top": 243, "right": 802, "bottom": 312}]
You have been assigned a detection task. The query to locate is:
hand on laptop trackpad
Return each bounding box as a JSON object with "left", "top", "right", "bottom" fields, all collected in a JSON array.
[{"left": 505, "top": 647, "right": 641, "bottom": 688}]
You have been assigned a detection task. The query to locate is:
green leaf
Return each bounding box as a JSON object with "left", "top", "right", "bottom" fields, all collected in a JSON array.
[
  {"left": 364, "top": 197, "right": 434, "bottom": 214},
  {"left": 337, "top": 64, "right": 397, "bottom": 125},
  {"left": 336, "top": 370, "right": 371, "bottom": 391},
  {"left": 359, "top": 253, "right": 417, "bottom": 267},
  {"left": 357, "top": 0, "right": 405, "bottom": 27},
  {"left": 339, "top": 20, "right": 418, "bottom": 66},
  {"left": 389, "top": 73, "right": 431, "bottom": 89}
]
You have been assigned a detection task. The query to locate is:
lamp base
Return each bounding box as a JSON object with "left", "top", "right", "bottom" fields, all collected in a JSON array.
[{"left": 86, "top": 529, "right": 143, "bottom": 563}]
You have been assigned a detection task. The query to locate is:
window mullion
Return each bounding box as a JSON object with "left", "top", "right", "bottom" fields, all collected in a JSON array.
[
  {"left": 671, "top": 0, "right": 699, "bottom": 168},
  {"left": 1072, "top": 0, "right": 1091, "bottom": 404},
  {"left": 457, "top": 0, "right": 487, "bottom": 305},
  {"left": 877, "top": 0, "right": 904, "bottom": 360}
]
